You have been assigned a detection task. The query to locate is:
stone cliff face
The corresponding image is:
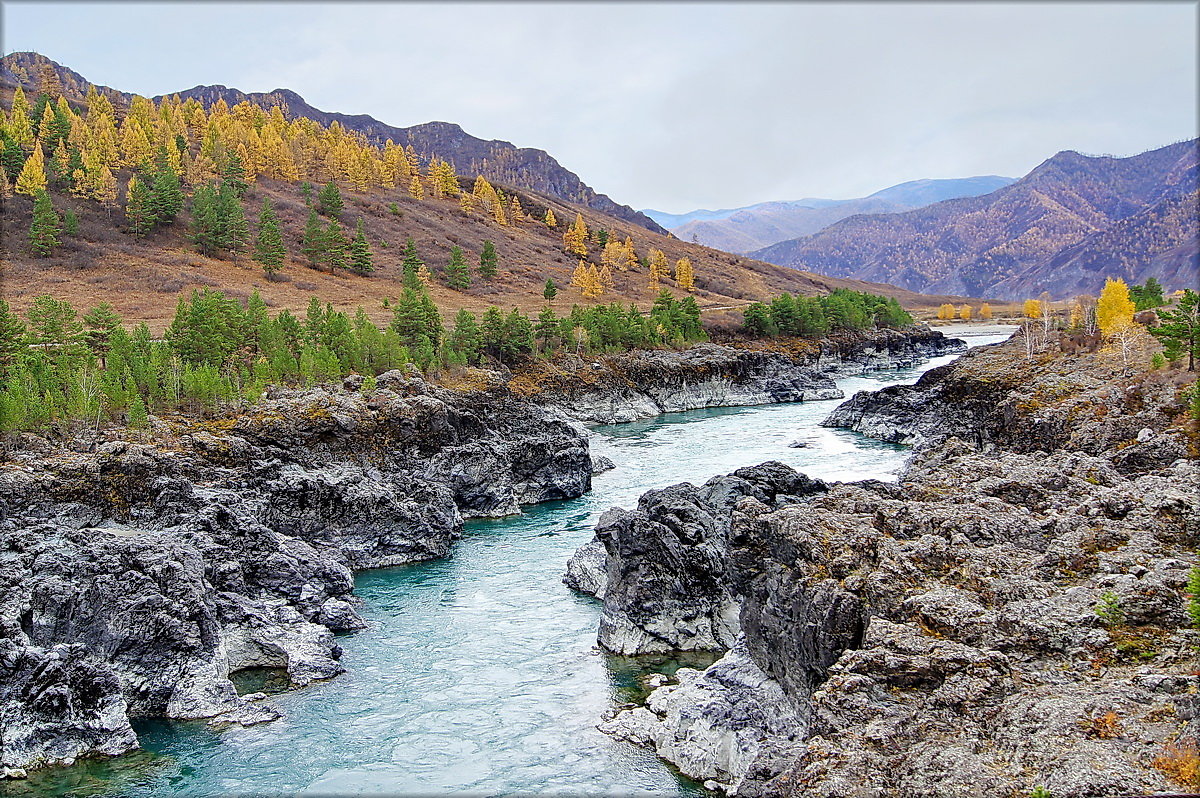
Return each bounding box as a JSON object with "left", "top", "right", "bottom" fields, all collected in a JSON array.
[
  {"left": 587, "top": 341, "right": 1199, "bottom": 796},
  {"left": 527, "top": 329, "right": 963, "bottom": 425},
  {"left": 0, "top": 372, "right": 592, "bottom": 773}
]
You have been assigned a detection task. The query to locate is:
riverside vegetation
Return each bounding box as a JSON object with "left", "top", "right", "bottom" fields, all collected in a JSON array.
[{"left": 0, "top": 282, "right": 911, "bottom": 434}]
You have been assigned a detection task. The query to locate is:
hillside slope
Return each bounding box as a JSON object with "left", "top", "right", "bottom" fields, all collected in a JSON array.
[
  {"left": 1, "top": 171, "right": 962, "bottom": 332},
  {"left": 753, "top": 141, "right": 1199, "bottom": 299},
  {"left": 654, "top": 176, "right": 1014, "bottom": 253},
  {"left": 0, "top": 51, "right": 665, "bottom": 235}
]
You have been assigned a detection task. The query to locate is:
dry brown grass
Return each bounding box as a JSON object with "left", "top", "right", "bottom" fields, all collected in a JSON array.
[
  {"left": 2, "top": 176, "right": 975, "bottom": 332},
  {"left": 1153, "top": 738, "right": 1200, "bottom": 788}
]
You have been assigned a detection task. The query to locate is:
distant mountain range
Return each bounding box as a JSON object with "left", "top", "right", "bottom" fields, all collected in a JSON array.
[
  {"left": 0, "top": 51, "right": 666, "bottom": 235},
  {"left": 642, "top": 176, "right": 1015, "bottom": 252},
  {"left": 752, "top": 140, "right": 1199, "bottom": 300}
]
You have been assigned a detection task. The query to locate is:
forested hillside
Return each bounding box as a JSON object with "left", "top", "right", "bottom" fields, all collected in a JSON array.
[
  {"left": 0, "top": 53, "right": 965, "bottom": 335},
  {"left": 0, "top": 50, "right": 666, "bottom": 234}
]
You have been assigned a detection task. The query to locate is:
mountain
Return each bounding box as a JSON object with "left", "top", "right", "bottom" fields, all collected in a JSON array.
[
  {"left": 0, "top": 51, "right": 666, "bottom": 235},
  {"left": 0, "top": 53, "right": 972, "bottom": 333},
  {"left": 647, "top": 176, "right": 1014, "bottom": 253},
  {"left": 752, "top": 141, "right": 1199, "bottom": 299}
]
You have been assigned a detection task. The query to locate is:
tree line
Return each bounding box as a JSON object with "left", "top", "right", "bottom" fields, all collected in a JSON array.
[{"left": 740, "top": 289, "right": 913, "bottom": 336}]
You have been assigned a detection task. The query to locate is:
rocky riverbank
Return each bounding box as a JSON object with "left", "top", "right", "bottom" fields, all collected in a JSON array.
[
  {"left": 0, "top": 370, "right": 592, "bottom": 775},
  {"left": 580, "top": 339, "right": 1199, "bottom": 795},
  {"left": 515, "top": 328, "right": 963, "bottom": 424}
]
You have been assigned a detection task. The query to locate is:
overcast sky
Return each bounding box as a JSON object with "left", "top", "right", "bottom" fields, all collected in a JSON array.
[{"left": 5, "top": 2, "right": 1196, "bottom": 212}]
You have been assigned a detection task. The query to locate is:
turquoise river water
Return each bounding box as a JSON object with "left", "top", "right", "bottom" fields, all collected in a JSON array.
[{"left": 17, "top": 327, "right": 1012, "bottom": 798}]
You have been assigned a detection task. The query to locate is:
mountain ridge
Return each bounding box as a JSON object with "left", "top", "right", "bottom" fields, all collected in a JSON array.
[
  {"left": 0, "top": 51, "right": 666, "bottom": 235},
  {"left": 645, "top": 175, "right": 1015, "bottom": 253},
  {"left": 752, "top": 140, "right": 1199, "bottom": 299}
]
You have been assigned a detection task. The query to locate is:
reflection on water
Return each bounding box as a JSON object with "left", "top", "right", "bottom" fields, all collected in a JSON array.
[{"left": 19, "top": 331, "right": 1012, "bottom": 797}]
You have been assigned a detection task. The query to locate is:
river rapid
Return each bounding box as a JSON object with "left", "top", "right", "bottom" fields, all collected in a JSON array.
[{"left": 23, "top": 328, "right": 1013, "bottom": 797}]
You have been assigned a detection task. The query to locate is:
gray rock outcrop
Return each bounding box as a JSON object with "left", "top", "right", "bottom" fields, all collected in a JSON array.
[
  {"left": 0, "top": 373, "right": 593, "bottom": 773},
  {"left": 593, "top": 339, "right": 1200, "bottom": 795},
  {"left": 535, "top": 330, "right": 963, "bottom": 424}
]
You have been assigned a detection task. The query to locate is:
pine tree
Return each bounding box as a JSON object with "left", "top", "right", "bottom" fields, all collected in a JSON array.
[
  {"left": 62, "top": 208, "right": 78, "bottom": 236},
  {"left": 323, "top": 219, "right": 348, "bottom": 270},
  {"left": 448, "top": 308, "right": 482, "bottom": 363},
  {"left": 318, "top": 181, "right": 343, "bottom": 217},
  {"left": 348, "top": 217, "right": 374, "bottom": 275},
  {"left": 254, "top": 197, "right": 287, "bottom": 279},
  {"left": 189, "top": 184, "right": 222, "bottom": 255},
  {"left": 1096, "top": 277, "right": 1135, "bottom": 337},
  {"left": 218, "top": 182, "right": 249, "bottom": 254},
  {"left": 535, "top": 306, "right": 558, "bottom": 350},
  {"left": 675, "top": 257, "right": 695, "bottom": 292},
  {"left": 543, "top": 278, "right": 558, "bottom": 303},
  {"left": 401, "top": 237, "right": 425, "bottom": 289},
  {"left": 14, "top": 144, "right": 47, "bottom": 195},
  {"left": 150, "top": 150, "right": 184, "bottom": 223},
  {"left": 478, "top": 240, "right": 498, "bottom": 280},
  {"left": 29, "top": 189, "right": 61, "bottom": 257},
  {"left": 1149, "top": 289, "right": 1199, "bottom": 371},
  {"left": 124, "top": 175, "right": 156, "bottom": 238},
  {"left": 301, "top": 208, "right": 324, "bottom": 267},
  {"left": 446, "top": 245, "right": 471, "bottom": 290}
]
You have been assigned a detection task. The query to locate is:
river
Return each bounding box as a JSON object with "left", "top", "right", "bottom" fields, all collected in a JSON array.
[{"left": 22, "top": 328, "right": 1013, "bottom": 797}]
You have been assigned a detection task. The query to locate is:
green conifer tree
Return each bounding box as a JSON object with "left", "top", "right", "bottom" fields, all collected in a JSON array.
[
  {"left": 62, "top": 208, "right": 78, "bottom": 236},
  {"left": 543, "top": 278, "right": 557, "bottom": 303},
  {"left": 348, "top": 217, "right": 374, "bottom": 275},
  {"left": 254, "top": 197, "right": 287, "bottom": 279},
  {"left": 446, "top": 245, "right": 471, "bottom": 289},
  {"left": 29, "top": 189, "right": 61, "bottom": 256},
  {"left": 479, "top": 239, "right": 498, "bottom": 279},
  {"left": 301, "top": 207, "right": 324, "bottom": 267},
  {"left": 217, "top": 182, "right": 249, "bottom": 254},
  {"left": 125, "top": 176, "right": 157, "bottom": 238},
  {"left": 150, "top": 149, "right": 184, "bottom": 223},
  {"left": 322, "top": 219, "right": 348, "bottom": 271},
  {"left": 318, "top": 181, "right": 344, "bottom": 217},
  {"left": 401, "top": 237, "right": 425, "bottom": 289}
]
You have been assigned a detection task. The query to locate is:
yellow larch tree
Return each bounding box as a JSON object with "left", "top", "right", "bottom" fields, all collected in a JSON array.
[
  {"left": 583, "top": 264, "right": 604, "bottom": 300},
  {"left": 648, "top": 249, "right": 668, "bottom": 286},
  {"left": 599, "top": 263, "right": 615, "bottom": 292},
  {"left": 490, "top": 193, "right": 508, "bottom": 226},
  {"left": 564, "top": 213, "right": 589, "bottom": 256},
  {"left": 509, "top": 195, "right": 525, "bottom": 222},
  {"left": 571, "top": 259, "right": 589, "bottom": 291},
  {"left": 544, "top": 208, "right": 557, "bottom": 228},
  {"left": 459, "top": 190, "right": 476, "bottom": 213},
  {"left": 14, "top": 143, "right": 47, "bottom": 195},
  {"left": 601, "top": 239, "right": 624, "bottom": 272},
  {"left": 409, "top": 173, "right": 425, "bottom": 200},
  {"left": 675, "top": 257, "right": 695, "bottom": 292},
  {"left": 1096, "top": 277, "right": 1136, "bottom": 337},
  {"left": 622, "top": 237, "right": 639, "bottom": 271},
  {"left": 417, "top": 263, "right": 433, "bottom": 286}
]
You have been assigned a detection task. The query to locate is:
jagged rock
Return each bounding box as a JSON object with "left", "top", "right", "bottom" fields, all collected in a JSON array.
[
  {"left": 0, "top": 640, "right": 138, "bottom": 771},
  {"left": 597, "top": 338, "right": 1198, "bottom": 795},
  {"left": 598, "top": 639, "right": 805, "bottom": 795},
  {"left": 585, "top": 462, "right": 826, "bottom": 655},
  {"left": 0, "top": 375, "right": 594, "bottom": 772},
  {"left": 536, "top": 332, "right": 962, "bottom": 424},
  {"left": 563, "top": 538, "right": 608, "bottom": 599}
]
